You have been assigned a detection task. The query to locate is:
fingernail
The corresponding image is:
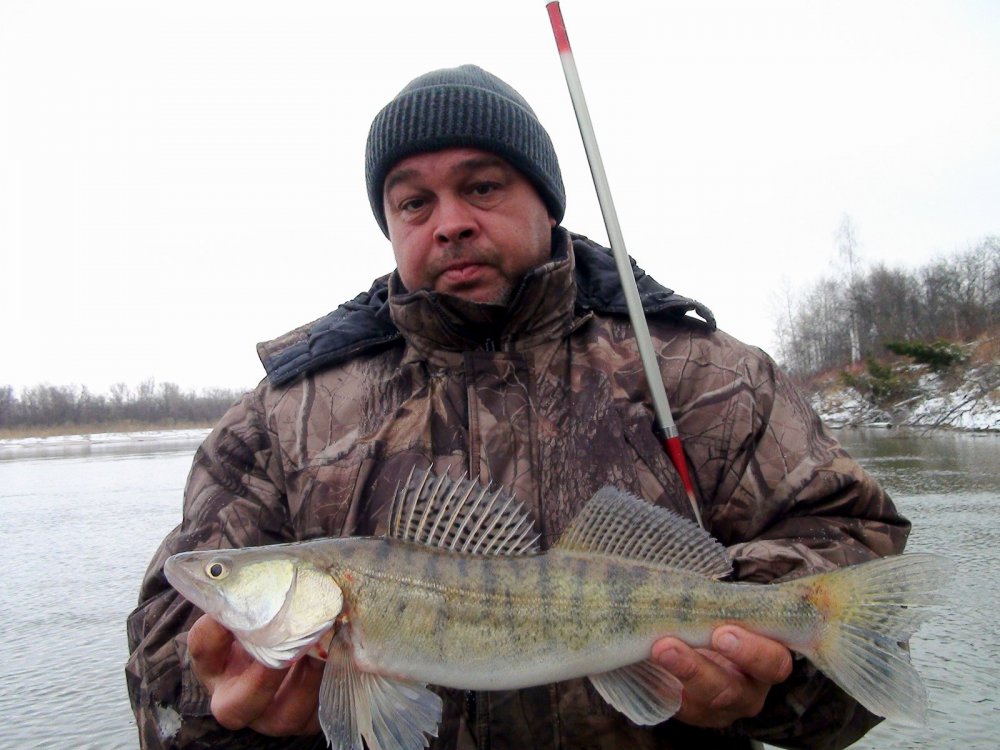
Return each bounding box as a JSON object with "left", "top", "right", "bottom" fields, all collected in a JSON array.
[
  {"left": 657, "top": 647, "right": 680, "bottom": 669},
  {"left": 716, "top": 631, "right": 739, "bottom": 654}
]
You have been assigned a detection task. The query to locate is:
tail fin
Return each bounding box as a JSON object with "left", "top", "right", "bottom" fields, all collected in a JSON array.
[{"left": 794, "top": 553, "right": 951, "bottom": 725}]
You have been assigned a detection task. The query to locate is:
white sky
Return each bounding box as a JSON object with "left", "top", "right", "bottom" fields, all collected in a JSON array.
[{"left": 2, "top": 0, "right": 997, "bottom": 394}]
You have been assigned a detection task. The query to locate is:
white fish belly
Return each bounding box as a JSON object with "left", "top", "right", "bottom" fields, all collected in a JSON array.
[{"left": 354, "top": 634, "right": 657, "bottom": 691}]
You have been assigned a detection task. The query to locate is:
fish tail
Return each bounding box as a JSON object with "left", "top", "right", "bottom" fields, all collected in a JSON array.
[{"left": 793, "top": 553, "right": 951, "bottom": 725}]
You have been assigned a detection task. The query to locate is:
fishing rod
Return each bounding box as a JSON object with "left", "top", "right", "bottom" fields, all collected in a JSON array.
[{"left": 545, "top": 1, "right": 704, "bottom": 528}]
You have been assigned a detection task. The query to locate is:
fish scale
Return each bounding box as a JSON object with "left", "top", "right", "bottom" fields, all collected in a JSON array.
[{"left": 320, "top": 540, "right": 822, "bottom": 687}]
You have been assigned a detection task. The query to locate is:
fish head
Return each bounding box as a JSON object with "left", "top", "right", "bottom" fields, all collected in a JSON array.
[
  {"left": 164, "top": 546, "right": 345, "bottom": 647},
  {"left": 165, "top": 547, "right": 300, "bottom": 632}
]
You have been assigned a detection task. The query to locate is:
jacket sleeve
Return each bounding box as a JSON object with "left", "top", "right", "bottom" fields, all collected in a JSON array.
[
  {"left": 125, "top": 388, "right": 315, "bottom": 749},
  {"left": 688, "top": 343, "right": 911, "bottom": 750}
]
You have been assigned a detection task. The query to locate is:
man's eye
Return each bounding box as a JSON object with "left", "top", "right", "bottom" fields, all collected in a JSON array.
[
  {"left": 400, "top": 198, "right": 426, "bottom": 212},
  {"left": 472, "top": 183, "right": 498, "bottom": 197}
]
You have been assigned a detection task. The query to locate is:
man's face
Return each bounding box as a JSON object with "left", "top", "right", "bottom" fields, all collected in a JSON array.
[{"left": 384, "top": 148, "right": 556, "bottom": 305}]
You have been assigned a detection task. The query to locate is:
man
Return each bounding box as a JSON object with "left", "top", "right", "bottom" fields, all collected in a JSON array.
[{"left": 127, "top": 65, "right": 909, "bottom": 749}]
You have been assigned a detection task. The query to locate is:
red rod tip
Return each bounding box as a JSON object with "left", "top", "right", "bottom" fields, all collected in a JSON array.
[
  {"left": 546, "top": 2, "right": 571, "bottom": 54},
  {"left": 663, "top": 435, "right": 696, "bottom": 496}
]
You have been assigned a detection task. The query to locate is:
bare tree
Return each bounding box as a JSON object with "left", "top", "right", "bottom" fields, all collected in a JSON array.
[
  {"left": 835, "top": 214, "right": 863, "bottom": 363},
  {"left": 0, "top": 381, "right": 244, "bottom": 431},
  {"left": 776, "top": 234, "right": 999, "bottom": 378}
]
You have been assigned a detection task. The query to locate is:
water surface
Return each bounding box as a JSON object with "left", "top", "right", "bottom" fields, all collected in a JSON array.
[
  {"left": 0, "top": 435, "right": 202, "bottom": 749},
  {"left": 835, "top": 429, "right": 999, "bottom": 750},
  {"left": 0, "top": 428, "right": 996, "bottom": 748}
]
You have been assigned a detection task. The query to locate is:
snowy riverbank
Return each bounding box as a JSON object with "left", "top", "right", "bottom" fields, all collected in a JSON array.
[
  {"left": 0, "top": 427, "right": 212, "bottom": 460},
  {"left": 4, "top": 358, "right": 999, "bottom": 461},
  {"left": 810, "top": 363, "right": 1000, "bottom": 432}
]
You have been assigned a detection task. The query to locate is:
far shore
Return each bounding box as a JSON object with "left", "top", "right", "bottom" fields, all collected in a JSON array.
[
  {"left": 0, "top": 420, "right": 216, "bottom": 441},
  {"left": 4, "top": 418, "right": 997, "bottom": 445}
]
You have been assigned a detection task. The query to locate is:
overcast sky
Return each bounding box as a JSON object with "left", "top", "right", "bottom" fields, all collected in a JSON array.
[{"left": 2, "top": 0, "right": 997, "bottom": 394}]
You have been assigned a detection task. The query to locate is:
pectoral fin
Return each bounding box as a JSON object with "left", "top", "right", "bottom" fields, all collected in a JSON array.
[
  {"left": 318, "top": 634, "right": 442, "bottom": 750},
  {"left": 588, "top": 660, "right": 683, "bottom": 726}
]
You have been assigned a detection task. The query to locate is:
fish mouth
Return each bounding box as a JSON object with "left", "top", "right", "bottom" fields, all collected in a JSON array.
[
  {"left": 163, "top": 552, "right": 218, "bottom": 614},
  {"left": 164, "top": 551, "right": 233, "bottom": 618}
]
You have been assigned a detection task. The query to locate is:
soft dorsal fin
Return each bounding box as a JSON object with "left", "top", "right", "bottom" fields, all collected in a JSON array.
[
  {"left": 387, "top": 469, "right": 541, "bottom": 556},
  {"left": 553, "top": 487, "right": 732, "bottom": 578}
]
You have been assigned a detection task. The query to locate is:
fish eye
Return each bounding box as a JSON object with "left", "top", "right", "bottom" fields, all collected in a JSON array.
[{"left": 205, "top": 560, "right": 230, "bottom": 580}]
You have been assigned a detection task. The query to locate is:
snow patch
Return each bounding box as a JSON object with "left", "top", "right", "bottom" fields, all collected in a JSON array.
[
  {"left": 156, "top": 704, "right": 182, "bottom": 740},
  {"left": 0, "top": 428, "right": 211, "bottom": 449},
  {"left": 0, "top": 428, "right": 211, "bottom": 459},
  {"left": 811, "top": 364, "right": 1000, "bottom": 431}
]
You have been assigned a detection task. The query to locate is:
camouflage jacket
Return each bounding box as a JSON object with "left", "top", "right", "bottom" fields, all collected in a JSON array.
[{"left": 126, "top": 229, "right": 910, "bottom": 750}]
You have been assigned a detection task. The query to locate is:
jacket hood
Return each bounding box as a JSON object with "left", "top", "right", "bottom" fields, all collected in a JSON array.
[{"left": 257, "top": 228, "right": 716, "bottom": 387}]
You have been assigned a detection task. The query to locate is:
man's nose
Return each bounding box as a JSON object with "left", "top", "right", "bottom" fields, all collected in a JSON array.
[{"left": 434, "top": 196, "right": 478, "bottom": 245}]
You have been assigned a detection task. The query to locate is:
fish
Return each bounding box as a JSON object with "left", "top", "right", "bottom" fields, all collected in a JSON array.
[{"left": 165, "top": 469, "right": 950, "bottom": 750}]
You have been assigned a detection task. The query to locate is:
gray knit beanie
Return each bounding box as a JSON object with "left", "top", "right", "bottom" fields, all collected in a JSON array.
[{"left": 365, "top": 64, "right": 566, "bottom": 237}]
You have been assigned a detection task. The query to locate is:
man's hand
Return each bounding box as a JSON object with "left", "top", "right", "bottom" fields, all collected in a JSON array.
[
  {"left": 651, "top": 625, "right": 793, "bottom": 729},
  {"left": 188, "top": 614, "right": 324, "bottom": 737}
]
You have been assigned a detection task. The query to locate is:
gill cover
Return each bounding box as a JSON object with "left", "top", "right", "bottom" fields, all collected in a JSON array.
[{"left": 239, "top": 563, "right": 345, "bottom": 668}]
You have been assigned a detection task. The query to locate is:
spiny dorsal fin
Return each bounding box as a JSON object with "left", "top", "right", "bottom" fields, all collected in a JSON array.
[
  {"left": 387, "top": 468, "right": 541, "bottom": 556},
  {"left": 554, "top": 487, "right": 732, "bottom": 578}
]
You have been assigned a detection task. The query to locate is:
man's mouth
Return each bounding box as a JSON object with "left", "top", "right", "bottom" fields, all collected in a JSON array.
[{"left": 439, "top": 263, "right": 487, "bottom": 285}]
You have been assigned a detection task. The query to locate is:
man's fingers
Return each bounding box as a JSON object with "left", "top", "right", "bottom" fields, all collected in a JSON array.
[
  {"left": 211, "top": 660, "right": 290, "bottom": 730},
  {"left": 651, "top": 628, "right": 792, "bottom": 728},
  {"left": 250, "top": 657, "right": 325, "bottom": 736},
  {"left": 189, "top": 614, "right": 291, "bottom": 731},
  {"left": 652, "top": 637, "right": 735, "bottom": 699},
  {"left": 187, "top": 614, "right": 322, "bottom": 737},
  {"left": 711, "top": 626, "right": 793, "bottom": 686}
]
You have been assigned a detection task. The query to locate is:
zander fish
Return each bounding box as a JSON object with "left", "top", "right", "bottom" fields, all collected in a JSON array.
[{"left": 165, "top": 470, "right": 949, "bottom": 750}]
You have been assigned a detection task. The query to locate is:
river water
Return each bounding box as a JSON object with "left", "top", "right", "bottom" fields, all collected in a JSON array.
[{"left": 0, "top": 428, "right": 996, "bottom": 748}]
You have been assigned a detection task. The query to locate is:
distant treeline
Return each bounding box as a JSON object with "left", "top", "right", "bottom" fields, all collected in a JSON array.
[
  {"left": 0, "top": 380, "right": 245, "bottom": 430},
  {"left": 775, "top": 230, "right": 999, "bottom": 377}
]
